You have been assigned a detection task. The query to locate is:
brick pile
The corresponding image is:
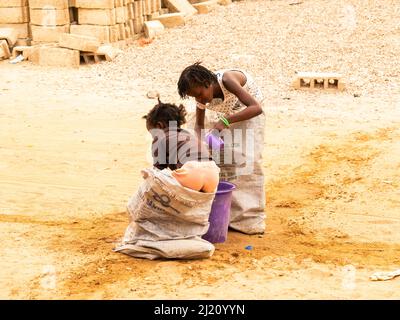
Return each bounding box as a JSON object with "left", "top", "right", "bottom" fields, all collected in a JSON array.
[
  {"left": 29, "top": 0, "right": 70, "bottom": 44},
  {"left": 0, "top": 0, "right": 30, "bottom": 50},
  {"left": 0, "top": 0, "right": 221, "bottom": 66}
]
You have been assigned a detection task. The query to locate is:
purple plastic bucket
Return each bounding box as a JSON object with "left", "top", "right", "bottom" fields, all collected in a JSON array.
[{"left": 202, "top": 181, "right": 236, "bottom": 243}]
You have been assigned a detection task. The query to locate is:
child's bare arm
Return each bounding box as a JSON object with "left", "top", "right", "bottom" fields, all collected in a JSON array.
[
  {"left": 195, "top": 106, "right": 205, "bottom": 138},
  {"left": 219, "top": 72, "right": 263, "bottom": 128}
]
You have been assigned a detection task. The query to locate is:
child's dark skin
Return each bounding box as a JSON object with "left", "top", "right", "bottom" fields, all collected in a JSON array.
[
  {"left": 187, "top": 71, "right": 263, "bottom": 136},
  {"left": 146, "top": 120, "right": 166, "bottom": 132},
  {"left": 144, "top": 101, "right": 212, "bottom": 171}
]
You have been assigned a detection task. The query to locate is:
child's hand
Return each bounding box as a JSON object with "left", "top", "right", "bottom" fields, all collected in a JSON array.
[{"left": 213, "top": 120, "right": 227, "bottom": 132}]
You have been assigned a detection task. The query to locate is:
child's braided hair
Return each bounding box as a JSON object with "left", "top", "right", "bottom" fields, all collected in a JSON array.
[
  {"left": 177, "top": 62, "right": 218, "bottom": 99},
  {"left": 143, "top": 98, "right": 187, "bottom": 128}
]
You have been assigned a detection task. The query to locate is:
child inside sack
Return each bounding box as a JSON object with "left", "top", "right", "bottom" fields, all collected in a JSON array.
[
  {"left": 143, "top": 99, "right": 220, "bottom": 193},
  {"left": 114, "top": 101, "right": 220, "bottom": 260},
  {"left": 178, "top": 62, "right": 266, "bottom": 235}
]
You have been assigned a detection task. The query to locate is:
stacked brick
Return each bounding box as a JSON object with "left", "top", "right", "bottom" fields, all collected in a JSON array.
[
  {"left": 0, "top": 0, "right": 31, "bottom": 48},
  {"left": 29, "top": 0, "right": 71, "bottom": 44},
  {"left": 0, "top": 0, "right": 208, "bottom": 66},
  {"left": 70, "top": 0, "right": 163, "bottom": 44}
]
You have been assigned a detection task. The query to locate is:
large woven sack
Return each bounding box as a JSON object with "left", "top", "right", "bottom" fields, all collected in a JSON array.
[{"left": 114, "top": 168, "right": 216, "bottom": 260}]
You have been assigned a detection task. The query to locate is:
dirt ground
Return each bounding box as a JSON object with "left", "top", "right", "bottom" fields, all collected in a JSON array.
[{"left": 1, "top": 0, "right": 400, "bottom": 299}]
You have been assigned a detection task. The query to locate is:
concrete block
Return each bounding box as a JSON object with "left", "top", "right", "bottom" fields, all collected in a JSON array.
[
  {"left": 115, "top": 6, "right": 126, "bottom": 24},
  {"left": 143, "top": 20, "right": 164, "bottom": 39},
  {"left": 109, "top": 24, "right": 119, "bottom": 42},
  {"left": 31, "top": 24, "right": 70, "bottom": 42},
  {"left": 27, "top": 44, "right": 57, "bottom": 63},
  {"left": 74, "top": 0, "right": 115, "bottom": 9},
  {"left": 127, "top": 3, "right": 134, "bottom": 19},
  {"left": 293, "top": 72, "right": 345, "bottom": 91},
  {"left": 0, "top": 7, "right": 29, "bottom": 24},
  {"left": 80, "top": 51, "right": 106, "bottom": 64},
  {"left": 111, "top": 39, "right": 127, "bottom": 50},
  {"left": 133, "top": 1, "right": 142, "bottom": 18},
  {"left": 70, "top": 24, "right": 111, "bottom": 43},
  {"left": 124, "top": 24, "right": 131, "bottom": 39},
  {"left": 128, "top": 18, "right": 135, "bottom": 35},
  {"left": 155, "top": 12, "right": 185, "bottom": 28},
  {"left": 159, "top": 8, "right": 169, "bottom": 15},
  {"left": 163, "top": 0, "right": 197, "bottom": 17},
  {"left": 148, "top": 11, "right": 160, "bottom": 20},
  {"left": 0, "top": 40, "right": 11, "bottom": 60},
  {"left": 30, "top": 8, "right": 70, "bottom": 26},
  {"left": 151, "top": 0, "right": 158, "bottom": 12},
  {"left": 96, "top": 44, "right": 122, "bottom": 61},
  {"left": 11, "top": 45, "right": 33, "bottom": 59},
  {"left": 78, "top": 8, "right": 116, "bottom": 25},
  {"left": 0, "top": 27, "right": 19, "bottom": 47},
  {"left": 80, "top": 46, "right": 123, "bottom": 64},
  {"left": 143, "top": 0, "right": 151, "bottom": 15},
  {"left": 29, "top": 0, "right": 69, "bottom": 9},
  {"left": 15, "top": 38, "right": 31, "bottom": 46},
  {"left": 38, "top": 46, "right": 80, "bottom": 68},
  {"left": 117, "top": 23, "right": 126, "bottom": 40},
  {"left": 0, "top": 23, "right": 29, "bottom": 39},
  {"left": 192, "top": 0, "right": 217, "bottom": 14},
  {"left": 0, "top": 0, "right": 28, "bottom": 7},
  {"left": 59, "top": 32, "right": 100, "bottom": 52},
  {"left": 133, "top": 19, "right": 143, "bottom": 34}
]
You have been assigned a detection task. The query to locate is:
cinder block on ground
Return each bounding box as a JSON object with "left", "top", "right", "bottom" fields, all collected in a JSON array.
[
  {"left": 0, "top": 7, "right": 29, "bottom": 24},
  {"left": 96, "top": 44, "right": 123, "bottom": 61},
  {"left": 70, "top": 24, "right": 111, "bottom": 43},
  {"left": 27, "top": 44, "right": 57, "bottom": 63},
  {"left": 155, "top": 13, "right": 185, "bottom": 28},
  {"left": 0, "top": 40, "right": 11, "bottom": 60},
  {"left": 78, "top": 8, "right": 116, "bottom": 26},
  {"left": 59, "top": 33, "right": 100, "bottom": 52},
  {"left": 293, "top": 72, "right": 345, "bottom": 91},
  {"left": 75, "top": 0, "right": 115, "bottom": 9},
  {"left": 164, "top": 0, "right": 197, "bottom": 17},
  {"left": 143, "top": 20, "right": 164, "bottom": 39},
  {"left": 29, "top": 0, "right": 69, "bottom": 9},
  {"left": 38, "top": 46, "right": 80, "bottom": 68},
  {"left": 30, "top": 8, "right": 70, "bottom": 26},
  {"left": 11, "top": 45, "right": 32, "bottom": 59},
  {"left": 80, "top": 46, "right": 122, "bottom": 64},
  {"left": 31, "top": 25, "right": 70, "bottom": 42},
  {"left": 192, "top": 0, "right": 218, "bottom": 14},
  {"left": 0, "top": 27, "right": 19, "bottom": 47}
]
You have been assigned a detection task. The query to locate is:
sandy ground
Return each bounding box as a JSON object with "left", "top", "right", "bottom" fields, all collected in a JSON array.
[{"left": 1, "top": 0, "right": 400, "bottom": 299}]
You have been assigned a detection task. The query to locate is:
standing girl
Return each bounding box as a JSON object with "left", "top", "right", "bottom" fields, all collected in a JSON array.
[{"left": 178, "top": 62, "right": 266, "bottom": 234}]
